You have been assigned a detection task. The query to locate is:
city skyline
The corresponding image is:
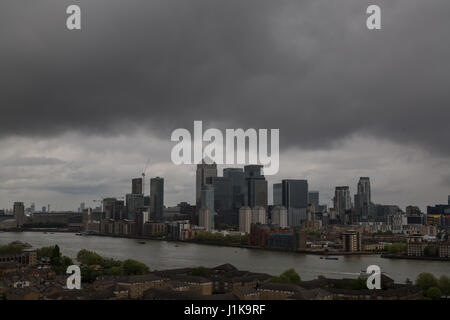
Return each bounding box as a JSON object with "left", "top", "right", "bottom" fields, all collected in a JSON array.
[
  {"left": 1, "top": 162, "right": 449, "bottom": 215},
  {"left": 1, "top": 0, "right": 450, "bottom": 212}
]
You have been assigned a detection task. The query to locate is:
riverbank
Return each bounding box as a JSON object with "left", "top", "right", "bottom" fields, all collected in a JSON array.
[{"left": 381, "top": 253, "right": 450, "bottom": 262}]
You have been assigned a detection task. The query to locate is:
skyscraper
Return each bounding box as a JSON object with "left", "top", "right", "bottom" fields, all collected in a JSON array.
[
  {"left": 308, "top": 191, "right": 319, "bottom": 212},
  {"left": 273, "top": 183, "right": 282, "bottom": 206},
  {"left": 196, "top": 161, "right": 217, "bottom": 207},
  {"left": 126, "top": 193, "right": 144, "bottom": 221},
  {"left": 334, "top": 186, "right": 352, "bottom": 220},
  {"left": 150, "top": 177, "right": 164, "bottom": 221},
  {"left": 354, "top": 177, "right": 372, "bottom": 222},
  {"left": 13, "top": 202, "right": 25, "bottom": 227},
  {"left": 282, "top": 179, "right": 308, "bottom": 209},
  {"left": 244, "top": 165, "right": 268, "bottom": 208},
  {"left": 132, "top": 178, "right": 143, "bottom": 195},
  {"left": 223, "top": 168, "right": 246, "bottom": 209},
  {"left": 207, "top": 176, "right": 234, "bottom": 225}
]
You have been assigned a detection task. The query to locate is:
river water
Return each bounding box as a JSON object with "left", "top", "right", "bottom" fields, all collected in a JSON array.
[{"left": 2, "top": 231, "right": 450, "bottom": 283}]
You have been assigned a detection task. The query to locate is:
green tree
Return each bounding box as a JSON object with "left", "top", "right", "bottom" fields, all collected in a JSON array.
[
  {"left": 415, "top": 272, "right": 438, "bottom": 290},
  {"left": 77, "top": 249, "right": 104, "bottom": 266},
  {"left": 122, "top": 259, "right": 150, "bottom": 276},
  {"left": 438, "top": 275, "right": 450, "bottom": 296},
  {"left": 0, "top": 244, "right": 24, "bottom": 255},
  {"left": 423, "top": 246, "right": 438, "bottom": 257},
  {"left": 269, "top": 268, "right": 301, "bottom": 284},
  {"left": 426, "top": 287, "right": 442, "bottom": 300},
  {"left": 190, "top": 266, "right": 208, "bottom": 277}
]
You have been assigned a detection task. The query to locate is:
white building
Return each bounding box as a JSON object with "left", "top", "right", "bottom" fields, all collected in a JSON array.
[
  {"left": 239, "top": 207, "right": 252, "bottom": 234},
  {"left": 270, "top": 206, "right": 288, "bottom": 228},
  {"left": 251, "top": 206, "right": 266, "bottom": 225}
]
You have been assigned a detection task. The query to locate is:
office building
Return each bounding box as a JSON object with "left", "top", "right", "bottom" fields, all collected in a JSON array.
[
  {"left": 207, "top": 176, "right": 234, "bottom": 224},
  {"left": 273, "top": 183, "right": 282, "bottom": 206},
  {"left": 135, "top": 210, "right": 149, "bottom": 236},
  {"left": 244, "top": 165, "right": 268, "bottom": 208},
  {"left": 308, "top": 191, "right": 319, "bottom": 212},
  {"left": 354, "top": 177, "right": 372, "bottom": 221},
  {"left": 132, "top": 178, "right": 143, "bottom": 195},
  {"left": 334, "top": 186, "right": 352, "bottom": 220},
  {"left": 150, "top": 177, "right": 164, "bottom": 221},
  {"left": 126, "top": 193, "right": 144, "bottom": 221},
  {"left": 196, "top": 161, "right": 217, "bottom": 207},
  {"left": 282, "top": 179, "right": 308, "bottom": 209},
  {"left": 223, "top": 168, "right": 246, "bottom": 210},
  {"left": 13, "top": 202, "right": 25, "bottom": 227}
]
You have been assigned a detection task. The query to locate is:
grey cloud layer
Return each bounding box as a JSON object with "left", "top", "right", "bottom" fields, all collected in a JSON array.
[{"left": 1, "top": 0, "right": 449, "bottom": 155}]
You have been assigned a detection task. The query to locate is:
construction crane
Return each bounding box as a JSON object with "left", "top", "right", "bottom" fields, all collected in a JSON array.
[{"left": 142, "top": 158, "right": 150, "bottom": 196}]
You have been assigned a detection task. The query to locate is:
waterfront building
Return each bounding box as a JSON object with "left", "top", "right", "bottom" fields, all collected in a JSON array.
[
  {"left": 239, "top": 207, "right": 252, "bottom": 234},
  {"left": 13, "top": 202, "right": 25, "bottom": 227},
  {"left": 126, "top": 194, "right": 144, "bottom": 221},
  {"left": 270, "top": 206, "right": 288, "bottom": 228},
  {"left": 199, "top": 208, "right": 213, "bottom": 232},
  {"left": 251, "top": 206, "right": 266, "bottom": 225},
  {"left": 406, "top": 235, "right": 424, "bottom": 257},
  {"left": 342, "top": 230, "right": 361, "bottom": 252}
]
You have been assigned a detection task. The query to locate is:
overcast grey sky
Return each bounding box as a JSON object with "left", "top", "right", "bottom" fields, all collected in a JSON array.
[{"left": 0, "top": 0, "right": 449, "bottom": 211}]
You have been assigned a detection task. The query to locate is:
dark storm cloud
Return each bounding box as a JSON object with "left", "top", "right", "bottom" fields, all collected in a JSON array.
[{"left": 0, "top": 0, "right": 449, "bottom": 154}]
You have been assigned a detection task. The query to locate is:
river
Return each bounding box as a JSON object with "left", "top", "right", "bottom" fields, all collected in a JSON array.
[{"left": 2, "top": 231, "right": 450, "bottom": 283}]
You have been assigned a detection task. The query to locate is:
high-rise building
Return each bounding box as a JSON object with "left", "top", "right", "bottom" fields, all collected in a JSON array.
[
  {"left": 13, "top": 202, "right": 25, "bottom": 227},
  {"left": 334, "top": 186, "right": 352, "bottom": 220},
  {"left": 251, "top": 206, "right": 266, "bottom": 224},
  {"left": 273, "top": 183, "right": 282, "bottom": 206},
  {"left": 132, "top": 178, "right": 143, "bottom": 195},
  {"left": 282, "top": 180, "right": 308, "bottom": 209},
  {"left": 448, "top": 195, "right": 450, "bottom": 205},
  {"left": 201, "top": 184, "right": 214, "bottom": 211},
  {"left": 135, "top": 210, "right": 149, "bottom": 236},
  {"left": 270, "top": 206, "right": 288, "bottom": 228},
  {"left": 196, "top": 161, "right": 217, "bottom": 207},
  {"left": 239, "top": 206, "right": 252, "bottom": 234},
  {"left": 150, "top": 177, "right": 164, "bottom": 221},
  {"left": 244, "top": 165, "right": 268, "bottom": 208},
  {"left": 223, "top": 168, "right": 246, "bottom": 210},
  {"left": 126, "top": 194, "right": 144, "bottom": 221},
  {"left": 103, "top": 198, "right": 117, "bottom": 220},
  {"left": 207, "top": 176, "right": 233, "bottom": 222},
  {"left": 199, "top": 208, "right": 213, "bottom": 232},
  {"left": 308, "top": 191, "right": 319, "bottom": 212},
  {"left": 354, "top": 177, "right": 372, "bottom": 221}
]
